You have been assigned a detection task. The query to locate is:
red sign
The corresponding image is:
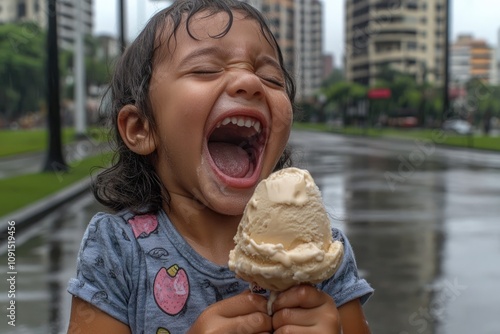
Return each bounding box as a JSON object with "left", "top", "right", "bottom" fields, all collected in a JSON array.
[
  {"left": 367, "top": 88, "right": 392, "bottom": 100},
  {"left": 449, "top": 87, "right": 466, "bottom": 99}
]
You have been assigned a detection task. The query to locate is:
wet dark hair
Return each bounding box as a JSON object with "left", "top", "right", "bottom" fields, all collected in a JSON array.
[{"left": 93, "top": 0, "right": 296, "bottom": 214}]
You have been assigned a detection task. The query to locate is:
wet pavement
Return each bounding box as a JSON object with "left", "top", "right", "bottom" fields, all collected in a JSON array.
[
  {"left": 1, "top": 129, "right": 499, "bottom": 333},
  {"left": 0, "top": 137, "right": 109, "bottom": 180},
  {"left": 290, "top": 131, "right": 500, "bottom": 334}
]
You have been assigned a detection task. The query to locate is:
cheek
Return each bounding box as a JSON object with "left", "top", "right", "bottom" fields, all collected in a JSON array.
[{"left": 270, "top": 96, "right": 293, "bottom": 142}]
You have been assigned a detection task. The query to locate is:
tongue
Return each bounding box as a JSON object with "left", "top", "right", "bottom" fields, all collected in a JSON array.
[{"left": 208, "top": 142, "right": 250, "bottom": 178}]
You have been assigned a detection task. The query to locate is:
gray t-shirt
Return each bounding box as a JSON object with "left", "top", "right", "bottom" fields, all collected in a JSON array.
[{"left": 67, "top": 210, "right": 373, "bottom": 333}]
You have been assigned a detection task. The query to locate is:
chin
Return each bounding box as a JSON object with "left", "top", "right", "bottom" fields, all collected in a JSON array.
[{"left": 201, "top": 181, "right": 255, "bottom": 216}]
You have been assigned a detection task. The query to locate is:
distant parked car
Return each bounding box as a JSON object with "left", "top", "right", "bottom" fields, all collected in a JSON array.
[{"left": 442, "top": 119, "right": 473, "bottom": 135}]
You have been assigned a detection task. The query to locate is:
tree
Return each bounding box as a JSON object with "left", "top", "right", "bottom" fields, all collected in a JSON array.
[
  {"left": 61, "top": 34, "right": 113, "bottom": 100},
  {"left": 0, "top": 22, "right": 45, "bottom": 120},
  {"left": 322, "top": 81, "right": 367, "bottom": 125},
  {"left": 321, "top": 68, "right": 345, "bottom": 88}
]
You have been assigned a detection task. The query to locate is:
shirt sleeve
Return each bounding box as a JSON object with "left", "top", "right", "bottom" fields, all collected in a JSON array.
[
  {"left": 67, "top": 212, "right": 139, "bottom": 325},
  {"left": 320, "top": 227, "right": 374, "bottom": 307}
]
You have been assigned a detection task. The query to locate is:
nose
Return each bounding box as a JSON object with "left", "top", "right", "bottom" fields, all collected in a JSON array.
[{"left": 227, "top": 69, "right": 264, "bottom": 100}]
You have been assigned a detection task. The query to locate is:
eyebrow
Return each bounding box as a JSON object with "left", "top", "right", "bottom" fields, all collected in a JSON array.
[
  {"left": 178, "top": 46, "right": 283, "bottom": 73},
  {"left": 178, "top": 46, "right": 226, "bottom": 67},
  {"left": 257, "top": 54, "right": 283, "bottom": 74}
]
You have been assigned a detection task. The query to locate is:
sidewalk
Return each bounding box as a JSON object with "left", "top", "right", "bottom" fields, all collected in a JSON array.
[
  {"left": 0, "top": 138, "right": 109, "bottom": 241},
  {"left": 0, "top": 138, "right": 109, "bottom": 180},
  {"left": 0, "top": 177, "right": 92, "bottom": 243}
]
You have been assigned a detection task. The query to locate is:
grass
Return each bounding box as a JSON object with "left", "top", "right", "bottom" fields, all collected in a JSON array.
[
  {"left": 0, "top": 153, "right": 112, "bottom": 217},
  {"left": 0, "top": 127, "right": 109, "bottom": 158},
  {"left": 293, "top": 123, "right": 500, "bottom": 151}
]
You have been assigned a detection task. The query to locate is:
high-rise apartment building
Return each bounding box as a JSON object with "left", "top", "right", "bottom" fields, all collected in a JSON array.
[
  {"left": 450, "top": 34, "right": 494, "bottom": 84},
  {"left": 450, "top": 40, "right": 470, "bottom": 83},
  {"left": 495, "top": 28, "right": 500, "bottom": 85},
  {"left": 294, "top": 0, "right": 323, "bottom": 99},
  {"left": 344, "top": 0, "right": 448, "bottom": 86},
  {"left": 0, "top": 0, "right": 93, "bottom": 50},
  {"left": 243, "top": 0, "right": 323, "bottom": 101},
  {"left": 261, "top": 0, "right": 295, "bottom": 84}
]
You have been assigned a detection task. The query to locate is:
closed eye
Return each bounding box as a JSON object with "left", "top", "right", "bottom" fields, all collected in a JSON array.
[
  {"left": 262, "top": 76, "right": 285, "bottom": 88},
  {"left": 192, "top": 70, "right": 222, "bottom": 75}
]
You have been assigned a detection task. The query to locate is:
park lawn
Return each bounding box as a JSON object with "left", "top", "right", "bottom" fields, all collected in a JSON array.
[
  {"left": 0, "top": 153, "right": 112, "bottom": 217},
  {"left": 0, "top": 128, "right": 74, "bottom": 157},
  {"left": 0, "top": 127, "right": 109, "bottom": 158}
]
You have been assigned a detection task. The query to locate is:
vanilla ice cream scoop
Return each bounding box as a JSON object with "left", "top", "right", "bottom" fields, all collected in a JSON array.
[{"left": 228, "top": 167, "right": 344, "bottom": 309}]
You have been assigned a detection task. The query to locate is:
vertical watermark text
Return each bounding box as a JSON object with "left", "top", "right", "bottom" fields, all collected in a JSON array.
[{"left": 6, "top": 220, "right": 17, "bottom": 327}]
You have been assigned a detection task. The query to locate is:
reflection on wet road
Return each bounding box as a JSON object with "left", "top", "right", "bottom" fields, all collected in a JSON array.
[
  {"left": 0, "top": 195, "right": 103, "bottom": 334},
  {"left": 1, "top": 130, "right": 499, "bottom": 333},
  {"left": 289, "top": 131, "right": 500, "bottom": 334}
]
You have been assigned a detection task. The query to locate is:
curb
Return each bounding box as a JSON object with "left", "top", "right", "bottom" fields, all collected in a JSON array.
[{"left": 0, "top": 177, "right": 92, "bottom": 244}]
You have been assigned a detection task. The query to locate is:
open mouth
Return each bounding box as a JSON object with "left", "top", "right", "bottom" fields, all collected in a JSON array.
[{"left": 207, "top": 115, "right": 265, "bottom": 180}]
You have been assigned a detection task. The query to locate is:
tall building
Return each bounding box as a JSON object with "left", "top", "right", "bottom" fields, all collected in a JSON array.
[
  {"left": 450, "top": 35, "right": 494, "bottom": 84},
  {"left": 323, "top": 53, "right": 335, "bottom": 79},
  {"left": 244, "top": 0, "right": 324, "bottom": 101},
  {"left": 450, "top": 35, "right": 471, "bottom": 83},
  {"left": 261, "top": 0, "right": 295, "bottom": 85},
  {"left": 294, "top": 0, "right": 323, "bottom": 100},
  {"left": 0, "top": 0, "right": 93, "bottom": 50},
  {"left": 496, "top": 28, "right": 500, "bottom": 85},
  {"left": 344, "top": 0, "right": 448, "bottom": 86}
]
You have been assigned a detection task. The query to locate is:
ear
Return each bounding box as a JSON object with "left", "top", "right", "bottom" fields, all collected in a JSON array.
[{"left": 117, "top": 105, "right": 156, "bottom": 155}]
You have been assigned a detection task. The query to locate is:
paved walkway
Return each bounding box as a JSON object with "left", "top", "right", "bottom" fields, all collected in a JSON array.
[{"left": 0, "top": 139, "right": 110, "bottom": 180}]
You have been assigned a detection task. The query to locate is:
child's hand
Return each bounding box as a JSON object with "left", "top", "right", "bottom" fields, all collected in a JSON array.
[
  {"left": 271, "top": 284, "right": 341, "bottom": 334},
  {"left": 188, "top": 290, "right": 272, "bottom": 334}
]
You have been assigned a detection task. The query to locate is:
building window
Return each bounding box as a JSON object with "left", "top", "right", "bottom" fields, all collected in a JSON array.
[
  {"left": 35, "top": 0, "right": 40, "bottom": 13},
  {"left": 407, "top": 1, "right": 418, "bottom": 10},
  {"left": 17, "top": 2, "right": 26, "bottom": 18}
]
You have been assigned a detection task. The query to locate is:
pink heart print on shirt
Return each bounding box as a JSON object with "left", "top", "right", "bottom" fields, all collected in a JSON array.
[
  {"left": 154, "top": 264, "right": 190, "bottom": 316},
  {"left": 128, "top": 214, "right": 159, "bottom": 239}
]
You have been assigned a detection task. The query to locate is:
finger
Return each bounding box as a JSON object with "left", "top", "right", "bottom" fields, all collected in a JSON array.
[
  {"left": 272, "top": 307, "right": 316, "bottom": 329},
  {"left": 193, "top": 310, "right": 272, "bottom": 334},
  {"left": 231, "top": 312, "right": 273, "bottom": 334},
  {"left": 214, "top": 290, "right": 269, "bottom": 317},
  {"left": 273, "top": 285, "right": 334, "bottom": 312},
  {"left": 273, "top": 324, "right": 306, "bottom": 334},
  {"left": 193, "top": 291, "right": 272, "bottom": 333}
]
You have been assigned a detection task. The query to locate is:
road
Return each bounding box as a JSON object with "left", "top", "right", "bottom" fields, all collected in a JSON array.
[
  {"left": 289, "top": 131, "right": 500, "bottom": 334},
  {"left": 1, "top": 130, "right": 499, "bottom": 333}
]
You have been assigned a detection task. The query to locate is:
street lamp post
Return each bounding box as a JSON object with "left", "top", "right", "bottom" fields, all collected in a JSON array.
[
  {"left": 118, "top": 0, "right": 126, "bottom": 52},
  {"left": 75, "top": 0, "right": 87, "bottom": 138},
  {"left": 43, "top": 0, "right": 67, "bottom": 172},
  {"left": 443, "top": 0, "right": 451, "bottom": 120}
]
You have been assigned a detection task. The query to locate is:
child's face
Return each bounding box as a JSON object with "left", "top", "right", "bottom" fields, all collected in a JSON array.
[{"left": 148, "top": 10, "right": 293, "bottom": 216}]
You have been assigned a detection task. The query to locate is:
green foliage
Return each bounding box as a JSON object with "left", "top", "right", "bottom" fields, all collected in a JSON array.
[
  {"left": 0, "top": 22, "right": 45, "bottom": 119},
  {"left": 321, "top": 68, "right": 345, "bottom": 88},
  {"left": 320, "top": 81, "right": 367, "bottom": 124},
  {"left": 0, "top": 152, "right": 112, "bottom": 216},
  {"left": 0, "top": 22, "right": 113, "bottom": 119},
  {"left": 465, "top": 79, "right": 500, "bottom": 116}
]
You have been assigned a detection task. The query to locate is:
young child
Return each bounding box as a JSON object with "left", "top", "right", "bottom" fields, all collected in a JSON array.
[{"left": 67, "top": 0, "right": 373, "bottom": 333}]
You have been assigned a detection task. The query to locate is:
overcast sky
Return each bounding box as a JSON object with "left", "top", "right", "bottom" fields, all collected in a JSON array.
[{"left": 94, "top": 0, "right": 500, "bottom": 67}]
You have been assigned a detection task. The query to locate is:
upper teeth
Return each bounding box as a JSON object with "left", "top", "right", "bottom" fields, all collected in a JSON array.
[{"left": 217, "top": 116, "right": 262, "bottom": 132}]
